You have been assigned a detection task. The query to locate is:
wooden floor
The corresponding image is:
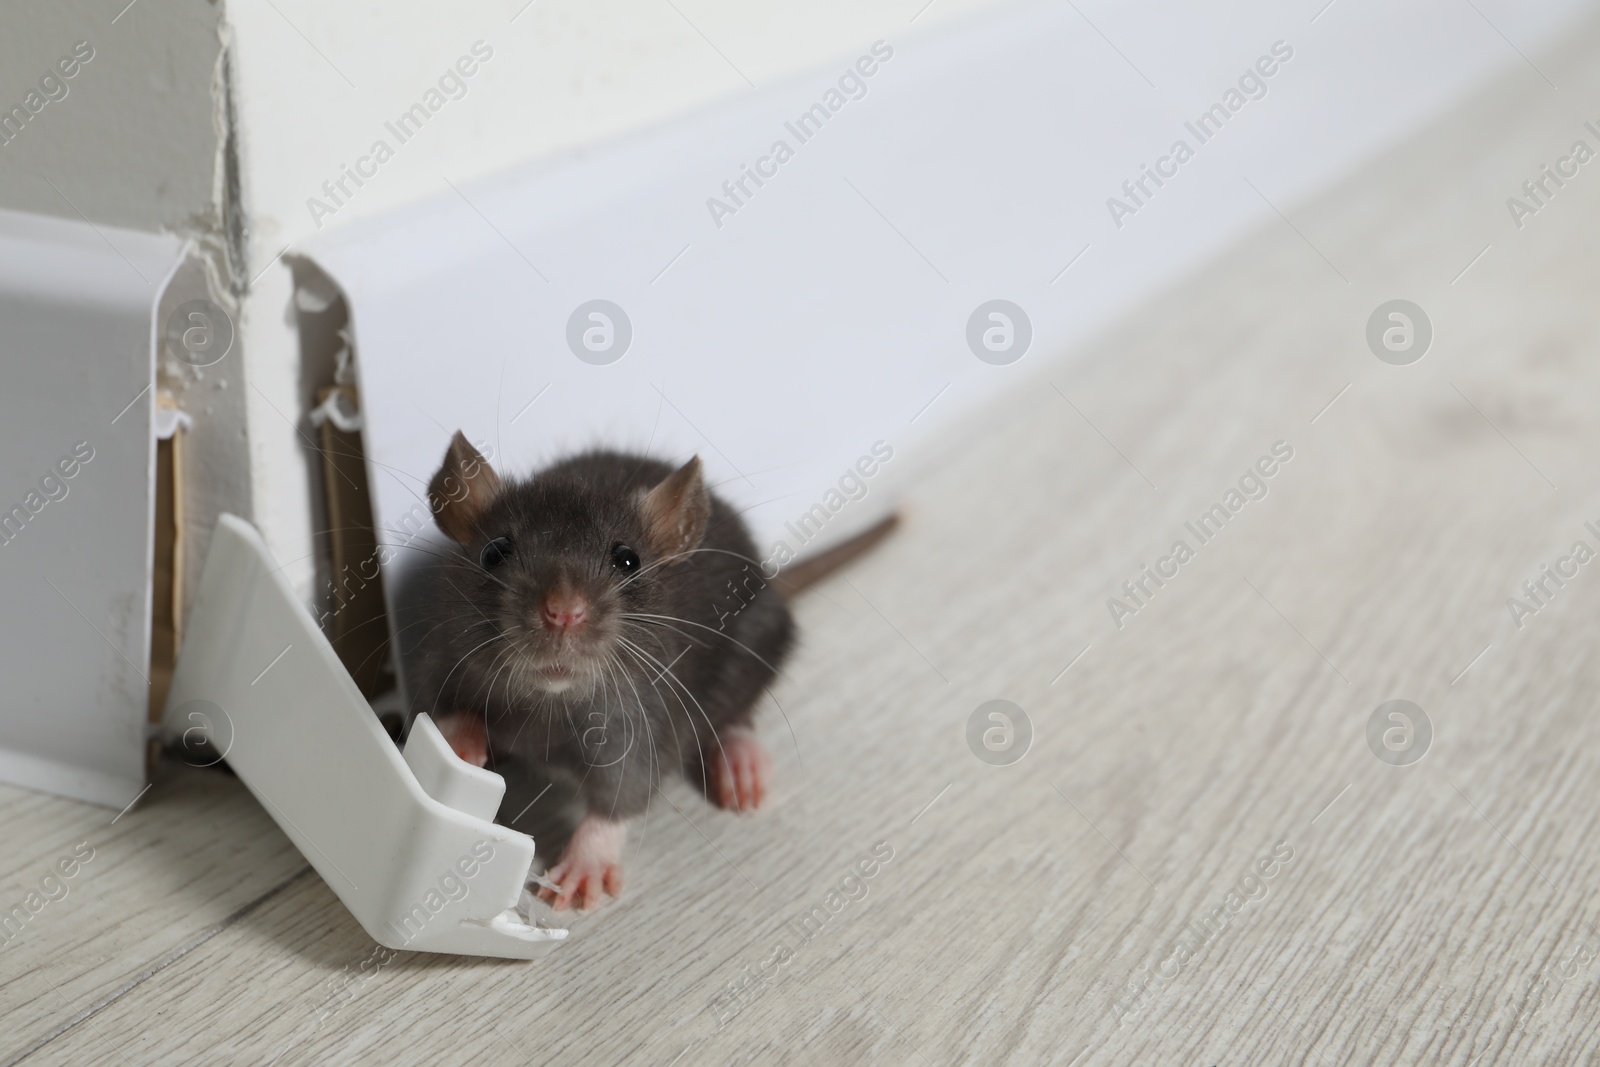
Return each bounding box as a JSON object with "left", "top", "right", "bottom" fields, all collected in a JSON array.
[{"left": 10, "top": 25, "right": 1600, "bottom": 1067}]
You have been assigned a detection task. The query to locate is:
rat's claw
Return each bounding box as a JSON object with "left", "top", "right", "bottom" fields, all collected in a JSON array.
[
  {"left": 536, "top": 814, "right": 625, "bottom": 911},
  {"left": 541, "top": 861, "right": 622, "bottom": 912},
  {"left": 712, "top": 729, "right": 770, "bottom": 813}
]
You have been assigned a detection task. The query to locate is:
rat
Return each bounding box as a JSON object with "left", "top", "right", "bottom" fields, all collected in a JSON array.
[{"left": 408, "top": 432, "right": 794, "bottom": 911}]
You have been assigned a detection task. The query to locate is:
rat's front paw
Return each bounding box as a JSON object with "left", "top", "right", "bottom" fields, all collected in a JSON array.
[
  {"left": 538, "top": 814, "right": 625, "bottom": 912},
  {"left": 711, "top": 728, "right": 770, "bottom": 813},
  {"left": 434, "top": 711, "right": 489, "bottom": 768}
]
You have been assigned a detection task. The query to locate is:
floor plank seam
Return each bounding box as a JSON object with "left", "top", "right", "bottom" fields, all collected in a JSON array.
[{"left": 5, "top": 865, "right": 315, "bottom": 1067}]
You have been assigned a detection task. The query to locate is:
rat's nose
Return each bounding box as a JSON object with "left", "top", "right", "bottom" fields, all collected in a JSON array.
[{"left": 541, "top": 589, "right": 589, "bottom": 632}]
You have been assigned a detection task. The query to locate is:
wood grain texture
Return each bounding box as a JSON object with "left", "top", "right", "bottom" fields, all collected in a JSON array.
[{"left": 10, "top": 20, "right": 1600, "bottom": 1067}]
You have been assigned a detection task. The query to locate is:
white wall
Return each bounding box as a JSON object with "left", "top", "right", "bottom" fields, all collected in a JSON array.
[
  {"left": 221, "top": 0, "right": 1013, "bottom": 601},
  {"left": 0, "top": 0, "right": 224, "bottom": 234},
  {"left": 222, "top": 0, "right": 1006, "bottom": 272}
]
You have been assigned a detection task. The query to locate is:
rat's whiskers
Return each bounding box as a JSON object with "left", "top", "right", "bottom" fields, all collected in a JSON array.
[{"left": 623, "top": 612, "right": 783, "bottom": 675}]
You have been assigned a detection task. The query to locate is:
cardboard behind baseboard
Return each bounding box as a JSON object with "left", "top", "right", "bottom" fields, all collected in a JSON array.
[
  {"left": 147, "top": 393, "right": 185, "bottom": 776},
  {"left": 316, "top": 385, "right": 394, "bottom": 700}
]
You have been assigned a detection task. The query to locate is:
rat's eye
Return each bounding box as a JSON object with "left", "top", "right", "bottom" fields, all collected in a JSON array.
[
  {"left": 479, "top": 536, "right": 512, "bottom": 570},
  {"left": 611, "top": 543, "right": 640, "bottom": 574}
]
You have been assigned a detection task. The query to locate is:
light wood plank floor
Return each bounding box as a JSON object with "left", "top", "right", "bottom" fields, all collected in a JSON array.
[{"left": 8, "top": 21, "right": 1600, "bottom": 1067}]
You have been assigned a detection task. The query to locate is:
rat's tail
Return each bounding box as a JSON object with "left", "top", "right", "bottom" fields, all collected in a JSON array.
[{"left": 769, "top": 513, "right": 900, "bottom": 598}]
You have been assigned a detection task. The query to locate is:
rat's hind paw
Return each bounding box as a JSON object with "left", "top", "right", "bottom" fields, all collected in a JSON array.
[
  {"left": 434, "top": 711, "right": 489, "bottom": 767},
  {"left": 711, "top": 728, "right": 770, "bottom": 813},
  {"left": 537, "top": 814, "right": 625, "bottom": 912}
]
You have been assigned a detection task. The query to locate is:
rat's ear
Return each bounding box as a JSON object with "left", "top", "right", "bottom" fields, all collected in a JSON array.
[
  {"left": 641, "top": 455, "right": 710, "bottom": 560},
  {"left": 427, "top": 431, "right": 502, "bottom": 543}
]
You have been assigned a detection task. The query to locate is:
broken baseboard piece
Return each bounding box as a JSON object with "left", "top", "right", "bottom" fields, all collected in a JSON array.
[{"left": 161, "top": 513, "right": 566, "bottom": 958}]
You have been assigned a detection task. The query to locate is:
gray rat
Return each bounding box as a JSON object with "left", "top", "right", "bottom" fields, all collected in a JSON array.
[{"left": 408, "top": 432, "right": 794, "bottom": 911}]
